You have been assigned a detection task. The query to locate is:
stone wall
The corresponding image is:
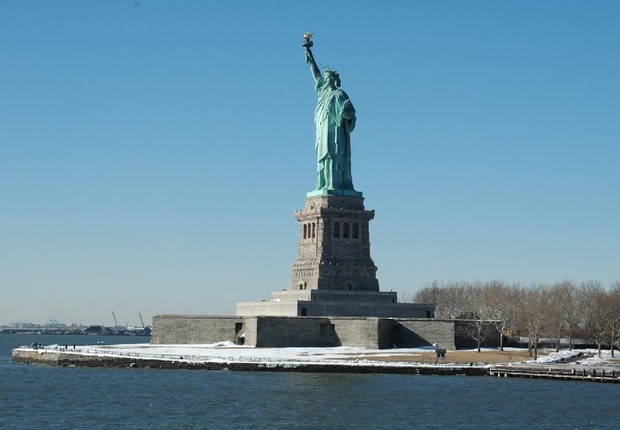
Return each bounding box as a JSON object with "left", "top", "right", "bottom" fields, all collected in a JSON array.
[
  {"left": 393, "top": 319, "right": 457, "bottom": 350},
  {"left": 300, "top": 302, "right": 433, "bottom": 318},
  {"left": 151, "top": 315, "right": 244, "bottom": 344},
  {"left": 242, "top": 317, "right": 258, "bottom": 347},
  {"left": 252, "top": 317, "right": 386, "bottom": 348},
  {"left": 310, "top": 289, "right": 398, "bottom": 303},
  {"left": 238, "top": 295, "right": 434, "bottom": 318},
  {"left": 236, "top": 301, "right": 300, "bottom": 317},
  {"left": 254, "top": 317, "right": 336, "bottom": 347},
  {"left": 153, "top": 315, "right": 390, "bottom": 348},
  {"left": 152, "top": 315, "right": 499, "bottom": 350},
  {"left": 330, "top": 318, "right": 382, "bottom": 348}
]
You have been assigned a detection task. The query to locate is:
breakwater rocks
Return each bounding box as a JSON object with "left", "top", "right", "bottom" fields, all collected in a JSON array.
[{"left": 11, "top": 348, "right": 487, "bottom": 376}]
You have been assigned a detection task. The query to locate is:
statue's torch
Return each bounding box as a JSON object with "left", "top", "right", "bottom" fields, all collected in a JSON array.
[
  {"left": 303, "top": 32, "right": 315, "bottom": 64},
  {"left": 302, "top": 32, "right": 314, "bottom": 48}
]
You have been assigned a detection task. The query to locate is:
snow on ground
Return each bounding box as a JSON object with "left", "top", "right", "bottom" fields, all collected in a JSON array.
[
  {"left": 528, "top": 348, "right": 618, "bottom": 366},
  {"left": 21, "top": 343, "right": 465, "bottom": 368},
  {"left": 82, "top": 343, "right": 436, "bottom": 367},
  {"left": 528, "top": 349, "right": 583, "bottom": 364},
  {"left": 18, "top": 343, "right": 620, "bottom": 369}
]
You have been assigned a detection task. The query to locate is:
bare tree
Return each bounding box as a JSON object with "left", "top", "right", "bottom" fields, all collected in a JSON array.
[
  {"left": 413, "top": 281, "right": 470, "bottom": 319},
  {"left": 605, "top": 281, "right": 620, "bottom": 358},
  {"left": 409, "top": 278, "right": 618, "bottom": 358},
  {"left": 579, "top": 280, "right": 608, "bottom": 357},
  {"left": 399, "top": 291, "right": 417, "bottom": 304},
  {"left": 441, "top": 281, "right": 471, "bottom": 320},
  {"left": 563, "top": 282, "right": 582, "bottom": 351},
  {"left": 416, "top": 281, "right": 498, "bottom": 351},
  {"left": 517, "top": 284, "right": 550, "bottom": 360},
  {"left": 409, "top": 281, "right": 443, "bottom": 309},
  {"left": 548, "top": 281, "right": 578, "bottom": 352},
  {"left": 459, "top": 282, "right": 490, "bottom": 352},
  {"left": 485, "top": 281, "right": 519, "bottom": 351}
]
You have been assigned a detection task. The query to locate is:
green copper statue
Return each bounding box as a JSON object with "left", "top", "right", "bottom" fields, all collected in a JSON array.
[{"left": 303, "top": 33, "right": 359, "bottom": 195}]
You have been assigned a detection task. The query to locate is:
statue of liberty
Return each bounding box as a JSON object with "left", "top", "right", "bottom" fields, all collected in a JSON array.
[{"left": 303, "top": 34, "right": 358, "bottom": 194}]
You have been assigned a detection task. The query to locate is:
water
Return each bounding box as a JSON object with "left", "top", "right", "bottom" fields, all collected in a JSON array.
[{"left": 1, "top": 334, "right": 618, "bottom": 429}]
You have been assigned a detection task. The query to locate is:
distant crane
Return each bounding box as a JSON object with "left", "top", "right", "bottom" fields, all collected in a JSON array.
[
  {"left": 112, "top": 311, "right": 120, "bottom": 334},
  {"left": 48, "top": 318, "right": 66, "bottom": 328},
  {"left": 139, "top": 312, "right": 145, "bottom": 329}
]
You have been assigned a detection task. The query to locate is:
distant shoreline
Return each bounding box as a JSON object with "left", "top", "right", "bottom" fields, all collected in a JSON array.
[{"left": 0, "top": 329, "right": 150, "bottom": 336}]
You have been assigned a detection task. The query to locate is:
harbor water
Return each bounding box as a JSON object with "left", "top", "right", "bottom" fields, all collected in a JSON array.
[{"left": 1, "top": 334, "right": 618, "bottom": 429}]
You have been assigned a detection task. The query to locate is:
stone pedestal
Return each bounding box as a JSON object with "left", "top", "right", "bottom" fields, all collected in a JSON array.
[
  {"left": 236, "top": 192, "right": 434, "bottom": 318},
  {"left": 289, "top": 194, "right": 379, "bottom": 293}
]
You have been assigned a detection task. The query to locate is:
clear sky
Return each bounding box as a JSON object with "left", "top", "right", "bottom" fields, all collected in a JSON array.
[{"left": 1, "top": 1, "right": 618, "bottom": 327}]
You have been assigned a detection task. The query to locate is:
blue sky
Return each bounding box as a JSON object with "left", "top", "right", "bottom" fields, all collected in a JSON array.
[{"left": 1, "top": 1, "right": 618, "bottom": 326}]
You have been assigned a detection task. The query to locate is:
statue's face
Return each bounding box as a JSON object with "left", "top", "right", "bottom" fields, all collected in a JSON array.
[{"left": 325, "top": 74, "right": 338, "bottom": 89}]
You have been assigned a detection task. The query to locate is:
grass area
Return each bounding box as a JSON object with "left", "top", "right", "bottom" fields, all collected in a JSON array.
[{"left": 350, "top": 349, "right": 535, "bottom": 364}]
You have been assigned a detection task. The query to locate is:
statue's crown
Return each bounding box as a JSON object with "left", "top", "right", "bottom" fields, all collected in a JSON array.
[{"left": 324, "top": 68, "right": 339, "bottom": 78}]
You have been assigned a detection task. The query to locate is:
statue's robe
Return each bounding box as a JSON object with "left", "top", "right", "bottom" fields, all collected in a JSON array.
[{"left": 314, "top": 76, "right": 356, "bottom": 191}]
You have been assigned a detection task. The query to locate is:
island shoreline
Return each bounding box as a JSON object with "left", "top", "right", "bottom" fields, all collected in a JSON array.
[
  {"left": 12, "top": 347, "right": 620, "bottom": 383},
  {"left": 11, "top": 348, "right": 487, "bottom": 375}
]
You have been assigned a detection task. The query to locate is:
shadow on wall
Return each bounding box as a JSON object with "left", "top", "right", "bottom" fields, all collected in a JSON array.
[{"left": 392, "top": 324, "right": 434, "bottom": 348}]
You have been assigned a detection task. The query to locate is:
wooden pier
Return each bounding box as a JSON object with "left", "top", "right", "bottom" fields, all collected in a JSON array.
[{"left": 490, "top": 365, "right": 620, "bottom": 383}]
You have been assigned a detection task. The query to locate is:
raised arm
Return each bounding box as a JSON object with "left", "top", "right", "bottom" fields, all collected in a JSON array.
[
  {"left": 305, "top": 47, "right": 321, "bottom": 83},
  {"left": 302, "top": 33, "right": 321, "bottom": 83}
]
